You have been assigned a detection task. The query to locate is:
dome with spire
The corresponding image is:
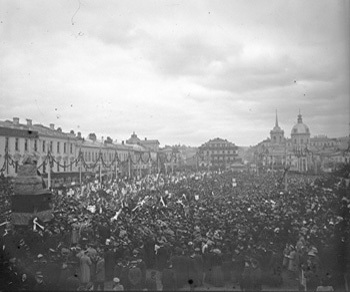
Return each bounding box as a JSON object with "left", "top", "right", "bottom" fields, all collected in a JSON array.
[{"left": 291, "top": 112, "right": 310, "bottom": 135}]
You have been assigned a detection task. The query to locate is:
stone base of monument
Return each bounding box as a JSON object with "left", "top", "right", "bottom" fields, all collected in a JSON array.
[
  {"left": 11, "top": 189, "right": 53, "bottom": 225},
  {"left": 11, "top": 155, "right": 53, "bottom": 226}
]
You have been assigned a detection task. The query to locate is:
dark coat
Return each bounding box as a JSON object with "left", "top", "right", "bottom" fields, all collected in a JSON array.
[{"left": 161, "top": 267, "right": 177, "bottom": 291}]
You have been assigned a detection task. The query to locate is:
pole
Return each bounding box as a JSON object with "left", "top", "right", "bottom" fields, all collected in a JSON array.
[
  {"left": 99, "top": 156, "right": 102, "bottom": 186},
  {"left": 79, "top": 152, "right": 82, "bottom": 186},
  {"left": 171, "top": 155, "right": 174, "bottom": 174},
  {"left": 157, "top": 154, "right": 160, "bottom": 174},
  {"left": 128, "top": 155, "right": 131, "bottom": 178},
  {"left": 115, "top": 153, "right": 118, "bottom": 181},
  {"left": 284, "top": 169, "right": 288, "bottom": 192},
  {"left": 48, "top": 157, "right": 51, "bottom": 189}
]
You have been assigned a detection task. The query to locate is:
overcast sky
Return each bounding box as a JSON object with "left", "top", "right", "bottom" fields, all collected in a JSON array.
[{"left": 0, "top": 0, "right": 349, "bottom": 146}]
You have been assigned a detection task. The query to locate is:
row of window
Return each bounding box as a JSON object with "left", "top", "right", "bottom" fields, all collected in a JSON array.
[
  {"left": 5, "top": 137, "right": 74, "bottom": 154},
  {"left": 204, "top": 150, "right": 236, "bottom": 155},
  {"left": 207, "top": 143, "right": 234, "bottom": 148},
  {"left": 83, "top": 151, "right": 128, "bottom": 162}
]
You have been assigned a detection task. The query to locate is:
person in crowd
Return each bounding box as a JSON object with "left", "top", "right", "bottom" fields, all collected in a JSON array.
[
  {"left": 94, "top": 254, "right": 106, "bottom": 291},
  {"left": 250, "top": 258, "right": 262, "bottom": 291},
  {"left": 1, "top": 169, "right": 349, "bottom": 291},
  {"left": 33, "top": 271, "right": 48, "bottom": 291},
  {"left": 79, "top": 250, "right": 92, "bottom": 287},
  {"left": 111, "top": 277, "right": 124, "bottom": 291},
  {"left": 161, "top": 261, "right": 177, "bottom": 291}
]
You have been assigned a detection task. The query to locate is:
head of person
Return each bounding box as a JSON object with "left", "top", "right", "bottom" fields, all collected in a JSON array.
[
  {"left": 113, "top": 277, "right": 121, "bottom": 286},
  {"left": 35, "top": 271, "right": 44, "bottom": 284}
]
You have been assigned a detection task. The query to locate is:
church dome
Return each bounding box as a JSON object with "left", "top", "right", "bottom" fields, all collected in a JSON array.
[{"left": 291, "top": 113, "right": 310, "bottom": 135}]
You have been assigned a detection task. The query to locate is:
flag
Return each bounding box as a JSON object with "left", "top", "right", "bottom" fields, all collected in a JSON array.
[
  {"left": 33, "top": 217, "right": 44, "bottom": 232},
  {"left": 111, "top": 209, "right": 122, "bottom": 222},
  {"left": 87, "top": 205, "right": 96, "bottom": 213},
  {"left": 160, "top": 196, "right": 166, "bottom": 207}
]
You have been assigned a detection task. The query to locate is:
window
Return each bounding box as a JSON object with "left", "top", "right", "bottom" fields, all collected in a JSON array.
[
  {"left": 70, "top": 163, "right": 72, "bottom": 171},
  {"left": 15, "top": 161, "right": 18, "bottom": 173},
  {"left": 15, "top": 138, "right": 19, "bottom": 151},
  {"left": 50, "top": 141, "right": 53, "bottom": 152},
  {"left": 64, "top": 161, "right": 66, "bottom": 172},
  {"left": 5, "top": 137, "right": 9, "bottom": 150},
  {"left": 70, "top": 144, "right": 73, "bottom": 154},
  {"left": 24, "top": 139, "right": 28, "bottom": 151},
  {"left": 43, "top": 141, "right": 46, "bottom": 152},
  {"left": 34, "top": 140, "right": 38, "bottom": 152},
  {"left": 64, "top": 143, "right": 66, "bottom": 153},
  {"left": 57, "top": 142, "right": 60, "bottom": 153},
  {"left": 57, "top": 163, "right": 60, "bottom": 172},
  {"left": 43, "top": 161, "right": 46, "bottom": 173}
]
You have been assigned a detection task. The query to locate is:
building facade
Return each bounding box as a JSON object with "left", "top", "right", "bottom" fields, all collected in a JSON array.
[
  {"left": 197, "top": 138, "right": 239, "bottom": 170},
  {"left": 0, "top": 118, "right": 164, "bottom": 185},
  {"left": 253, "top": 112, "right": 349, "bottom": 173}
]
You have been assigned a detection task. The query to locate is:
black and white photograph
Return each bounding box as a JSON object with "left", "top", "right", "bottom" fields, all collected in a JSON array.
[{"left": 0, "top": 0, "right": 349, "bottom": 291}]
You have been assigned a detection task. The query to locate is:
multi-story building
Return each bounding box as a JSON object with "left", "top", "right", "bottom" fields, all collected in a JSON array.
[
  {"left": 197, "top": 138, "right": 239, "bottom": 170},
  {"left": 0, "top": 118, "right": 78, "bottom": 180},
  {"left": 125, "top": 132, "right": 160, "bottom": 175},
  {"left": 0, "top": 118, "right": 39, "bottom": 175},
  {"left": 0, "top": 118, "right": 163, "bottom": 185},
  {"left": 253, "top": 111, "right": 349, "bottom": 173}
]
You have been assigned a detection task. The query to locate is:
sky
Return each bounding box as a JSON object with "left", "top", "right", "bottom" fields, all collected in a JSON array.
[{"left": 0, "top": 0, "right": 349, "bottom": 147}]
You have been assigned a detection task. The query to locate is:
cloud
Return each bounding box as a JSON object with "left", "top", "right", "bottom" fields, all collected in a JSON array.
[{"left": 0, "top": 0, "right": 348, "bottom": 147}]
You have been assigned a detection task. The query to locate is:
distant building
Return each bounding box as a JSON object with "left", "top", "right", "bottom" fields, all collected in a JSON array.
[
  {"left": 0, "top": 117, "right": 78, "bottom": 179},
  {"left": 0, "top": 118, "right": 162, "bottom": 183},
  {"left": 253, "top": 111, "right": 349, "bottom": 173},
  {"left": 126, "top": 132, "right": 160, "bottom": 152},
  {"left": 197, "top": 138, "right": 239, "bottom": 169}
]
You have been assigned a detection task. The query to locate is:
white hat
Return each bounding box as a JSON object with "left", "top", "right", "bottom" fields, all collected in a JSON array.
[
  {"left": 37, "top": 254, "right": 44, "bottom": 259},
  {"left": 113, "top": 277, "right": 120, "bottom": 283}
]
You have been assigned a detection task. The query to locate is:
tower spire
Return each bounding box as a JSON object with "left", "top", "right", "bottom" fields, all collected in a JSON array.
[{"left": 275, "top": 109, "right": 278, "bottom": 127}]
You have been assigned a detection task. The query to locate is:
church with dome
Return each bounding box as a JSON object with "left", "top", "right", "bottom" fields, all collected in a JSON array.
[{"left": 253, "top": 111, "right": 348, "bottom": 173}]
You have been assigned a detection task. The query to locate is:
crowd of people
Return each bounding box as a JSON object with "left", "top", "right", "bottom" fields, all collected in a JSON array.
[{"left": 0, "top": 168, "right": 349, "bottom": 291}]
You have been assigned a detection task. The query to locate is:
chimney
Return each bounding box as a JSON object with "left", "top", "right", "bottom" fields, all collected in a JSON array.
[
  {"left": 77, "top": 132, "right": 82, "bottom": 139},
  {"left": 13, "top": 117, "right": 19, "bottom": 125},
  {"left": 70, "top": 130, "right": 75, "bottom": 135},
  {"left": 122, "top": 141, "right": 124, "bottom": 145},
  {"left": 50, "top": 123, "right": 55, "bottom": 130},
  {"left": 145, "top": 137, "right": 147, "bottom": 141},
  {"left": 57, "top": 127, "right": 62, "bottom": 132},
  {"left": 26, "top": 119, "right": 32, "bottom": 126}
]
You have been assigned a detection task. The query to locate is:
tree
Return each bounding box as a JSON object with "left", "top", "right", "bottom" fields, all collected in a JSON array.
[
  {"left": 88, "top": 133, "right": 97, "bottom": 141},
  {"left": 105, "top": 136, "right": 113, "bottom": 144}
]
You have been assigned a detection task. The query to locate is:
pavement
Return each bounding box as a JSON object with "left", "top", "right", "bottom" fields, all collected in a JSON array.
[{"left": 101, "top": 269, "right": 300, "bottom": 291}]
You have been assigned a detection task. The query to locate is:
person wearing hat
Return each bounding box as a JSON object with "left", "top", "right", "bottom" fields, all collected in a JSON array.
[
  {"left": 104, "top": 246, "right": 117, "bottom": 282},
  {"left": 192, "top": 248, "right": 204, "bottom": 287},
  {"left": 210, "top": 248, "right": 224, "bottom": 287},
  {"left": 250, "top": 258, "right": 262, "bottom": 291},
  {"left": 33, "top": 271, "right": 48, "bottom": 291},
  {"left": 79, "top": 249, "right": 92, "bottom": 286},
  {"left": 110, "top": 277, "right": 124, "bottom": 291},
  {"left": 161, "top": 261, "right": 177, "bottom": 291},
  {"left": 93, "top": 254, "right": 105, "bottom": 291},
  {"left": 240, "top": 257, "right": 252, "bottom": 291}
]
